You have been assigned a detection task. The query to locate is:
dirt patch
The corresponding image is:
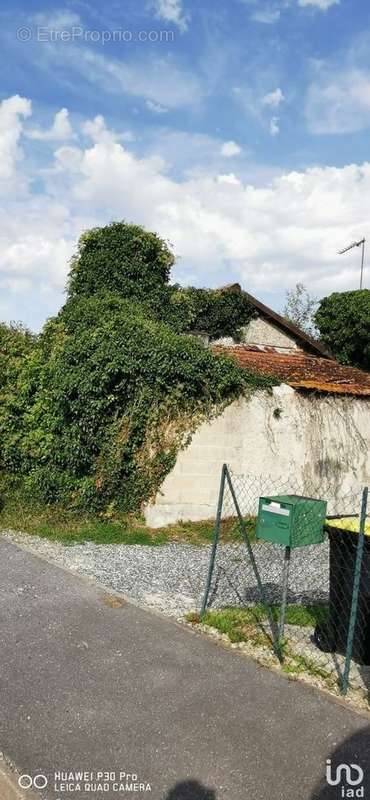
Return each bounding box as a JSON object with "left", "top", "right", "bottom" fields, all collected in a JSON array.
[{"left": 100, "top": 594, "right": 126, "bottom": 609}]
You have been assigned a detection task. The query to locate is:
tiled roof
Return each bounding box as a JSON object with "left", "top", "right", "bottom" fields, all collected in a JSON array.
[{"left": 213, "top": 345, "right": 370, "bottom": 396}]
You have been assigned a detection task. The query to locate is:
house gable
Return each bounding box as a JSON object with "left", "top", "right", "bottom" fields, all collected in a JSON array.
[
  {"left": 211, "top": 285, "right": 330, "bottom": 357},
  {"left": 240, "top": 316, "right": 299, "bottom": 353}
]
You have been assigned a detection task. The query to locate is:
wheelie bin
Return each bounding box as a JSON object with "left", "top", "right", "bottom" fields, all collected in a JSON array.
[{"left": 313, "top": 517, "right": 370, "bottom": 665}]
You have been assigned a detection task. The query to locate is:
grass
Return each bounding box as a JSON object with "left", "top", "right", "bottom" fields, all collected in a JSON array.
[
  {"left": 188, "top": 604, "right": 334, "bottom": 684},
  {"left": 281, "top": 651, "right": 333, "bottom": 682},
  {"left": 0, "top": 489, "right": 256, "bottom": 547},
  {"left": 188, "top": 603, "right": 329, "bottom": 641},
  {"left": 192, "top": 607, "right": 273, "bottom": 646}
]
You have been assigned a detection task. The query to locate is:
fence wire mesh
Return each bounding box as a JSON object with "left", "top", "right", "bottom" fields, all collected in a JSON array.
[{"left": 200, "top": 465, "right": 370, "bottom": 703}]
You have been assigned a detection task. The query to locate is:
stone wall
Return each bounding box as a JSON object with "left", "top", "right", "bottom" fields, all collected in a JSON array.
[{"left": 144, "top": 386, "right": 370, "bottom": 527}]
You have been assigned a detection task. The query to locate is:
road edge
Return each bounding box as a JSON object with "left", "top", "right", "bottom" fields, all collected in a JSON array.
[{"left": 0, "top": 754, "right": 42, "bottom": 800}]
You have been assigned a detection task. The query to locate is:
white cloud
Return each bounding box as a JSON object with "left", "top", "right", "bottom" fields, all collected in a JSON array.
[
  {"left": 262, "top": 88, "right": 285, "bottom": 108},
  {"left": 82, "top": 115, "right": 134, "bottom": 144},
  {"left": 63, "top": 48, "right": 202, "bottom": 109},
  {"left": 251, "top": 8, "right": 281, "bottom": 23},
  {"left": 217, "top": 173, "right": 241, "bottom": 185},
  {"left": 146, "top": 99, "right": 169, "bottom": 114},
  {"left": 242, "top": 0, "right": 338, "bottom": 19},
  {"left": 153, "top": 0, "right": 190, "bottom": 32},
  {"left": 270, "top": 117, "right": 280, "bottom": 136},
  {"left": 33, "top": 10, "right": 81, "bottom": 28},
  {"left": 233, "top": 85, "right": 284, "bottom": 136},
  {"left": 1, "top": 96, "right": 370, "bottom": 328},
  {"left": 298, "top": 0, "right": 339, "bottom": 9},
  {"left": 0, "top": 95, "right": 31, "bottom": 184},
  {"left": 26, "top": 108, "right": 74, "bottom": 141},
  {"left": 221, "top": 141, "right": 242, "bottom": 157},
  {"left": 306, "top": 69, "right": 370, "bottom": 134},
  {"left": 53, "top": 146, "right": 83, "bottom": 173}
]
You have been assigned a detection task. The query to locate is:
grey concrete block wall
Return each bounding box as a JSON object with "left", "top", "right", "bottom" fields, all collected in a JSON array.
[{"left": 144, "top": 385, "right": 370, "bottom": 527}]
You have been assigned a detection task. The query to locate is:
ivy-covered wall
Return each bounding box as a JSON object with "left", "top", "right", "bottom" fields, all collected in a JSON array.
[{"left": 0, "top": 222, "right": 277, "bottom": 516}]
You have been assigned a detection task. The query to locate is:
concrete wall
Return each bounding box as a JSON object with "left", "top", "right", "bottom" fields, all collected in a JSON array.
[
  {"left": 241, "top": 317, "right": 299, "bottom": 351},
  {"left": 144, "top": 386, "right": 370, "bottom": 527}
]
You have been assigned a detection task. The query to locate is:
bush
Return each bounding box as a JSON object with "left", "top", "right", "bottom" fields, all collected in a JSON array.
[
  {"left": 0, "top": 323, "right": 36, "bottom": 475},
  {"left": 315, "top": 290, "right": 370, "bottom": 370},
  {"left": 2, "top": 293, "right": 274, "bottom": 513},
  {"left": 67, "top": 221, "right": 174, "bottom": 310},
  {"left": 169, "top": 285, "right": 255, "bottom": 340},
  {"left": 0, "top": 222, "right": 278, "bottom": 517}
]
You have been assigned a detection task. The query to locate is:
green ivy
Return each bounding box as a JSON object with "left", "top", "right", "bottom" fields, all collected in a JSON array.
[
  {"left": 0, "top": 222, "right": 278, "bottom": 516},
  {"left": 168, "top": 285, "right": 255, "bottom": 340},
  {"left": 67, "top": 221, "right": 174, "bottom": 312}
]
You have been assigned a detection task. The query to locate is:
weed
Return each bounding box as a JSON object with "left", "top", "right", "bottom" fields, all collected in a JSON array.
[{"left": 0, "top": 491, "right": 256, "bottom": 547}]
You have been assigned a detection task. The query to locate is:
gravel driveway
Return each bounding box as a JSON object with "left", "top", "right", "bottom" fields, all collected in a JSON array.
[{"left": 1, "top": 529, "right": 329, "bottom": 616}]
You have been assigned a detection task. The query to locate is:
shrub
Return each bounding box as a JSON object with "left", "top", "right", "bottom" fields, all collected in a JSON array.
[
  {"left": 4, "top": 293, "right": 274, "bottom": 513},
  {"left": 67, "top": 221, "right": 174, "bottom": 310},
  {"left": 0, "top": 222, "right": 278, "bottom": 517},
  {"left": 169, "top": 285, "right": 255, "bottom": 340},
  {"left": 0, "top": 323, "right": 36, "bottom": 475}
]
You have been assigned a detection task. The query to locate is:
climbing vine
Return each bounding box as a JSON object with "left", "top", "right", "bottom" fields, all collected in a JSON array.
[{"left": 0, "top": 222, "right": 277, "bottom": 515}]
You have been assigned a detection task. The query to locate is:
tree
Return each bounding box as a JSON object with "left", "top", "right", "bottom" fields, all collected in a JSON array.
[
  {"left": 284, "top": 283, "right": 318, "bottom": 337},
  {"left": 314, "top": 290, "right": 370, "bottom": 370},
  {"left": 13, "top": 293, "right": 257, "bottom": 512},
  {"left": 0, "top": 221, "right": 277, "bottom": 515},
  {"left": 0, "top": 322, "right": 35, "bottom": 475},
  {"left": 67, "top": 221, "right": 174, "bottom": 309},
  {"left": 0, "top": 322, "right": 34, "bottom": 390}
]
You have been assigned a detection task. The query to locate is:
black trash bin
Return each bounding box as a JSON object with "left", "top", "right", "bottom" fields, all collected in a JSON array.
[{"left": 314, "top": 520, "right": 370, "bottom": 665}]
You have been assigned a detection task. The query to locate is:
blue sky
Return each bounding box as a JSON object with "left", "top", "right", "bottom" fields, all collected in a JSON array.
[{"left": 1, "top": 0, "right": 370, "bottom": 329}]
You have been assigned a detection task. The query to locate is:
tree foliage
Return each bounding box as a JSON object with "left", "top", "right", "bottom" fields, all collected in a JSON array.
[
  {"left": 0, "top": 222, "right": 276, "bottom": 515},
  {"left": 0, "top": 322, "right": 35, "bottom": 391},
  {"left": 284, "top": 283, "right": 318, "bottom": 337},
  {"left": 0, "top": 323, "right": 36, "bottom": 475},
  {"left": 67, "top": 221, "right": 174, "bottom": 309},
  {"left": 169, "top": 285, "right": 255, "bottom": 340},
  {"left": 314, "top": 290, "right": 370, "bottom": 370}
]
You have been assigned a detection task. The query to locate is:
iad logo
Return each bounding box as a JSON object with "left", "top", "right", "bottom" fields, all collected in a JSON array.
[{"left": 326, "top": 759, "right": 364, "bottom": 797}]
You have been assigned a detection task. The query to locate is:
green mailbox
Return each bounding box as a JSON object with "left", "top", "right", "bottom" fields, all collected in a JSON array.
[{"left": 256, "top": 494, "right": 327, "bottom": 548}]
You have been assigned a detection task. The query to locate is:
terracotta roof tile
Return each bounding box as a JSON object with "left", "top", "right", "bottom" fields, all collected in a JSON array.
[{"left": 213, "top": 345, "right": 370, "bottom": 397}]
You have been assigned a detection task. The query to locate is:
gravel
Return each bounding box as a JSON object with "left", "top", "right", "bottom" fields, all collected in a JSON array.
[{"left": 0, "top": 529, "right": 330, "bottom": 617}]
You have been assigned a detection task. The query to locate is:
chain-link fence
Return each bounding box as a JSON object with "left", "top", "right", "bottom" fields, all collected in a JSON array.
[{"left": 200, "top": 465, "right": 370, "bottom": 702}]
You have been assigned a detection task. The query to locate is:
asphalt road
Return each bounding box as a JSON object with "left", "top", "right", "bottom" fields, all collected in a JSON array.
[{"left": 0, "top": 536, "right": 369, "bottom": 800}]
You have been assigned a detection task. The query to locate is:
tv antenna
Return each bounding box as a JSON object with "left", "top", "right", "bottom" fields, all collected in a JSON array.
[{"left": 338, "top": 238, "right": 365, "bottom": 289}]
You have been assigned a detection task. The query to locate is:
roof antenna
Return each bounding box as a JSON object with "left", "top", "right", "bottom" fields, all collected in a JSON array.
[{"left": 338, "top": 238, "right": 366, "bottom": 289}]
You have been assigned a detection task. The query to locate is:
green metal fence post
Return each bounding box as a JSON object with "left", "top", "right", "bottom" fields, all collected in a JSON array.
[
  {"left": 279, "top": 545, "right": 291, "bottom": 639},
  {"left": 225, "top": 467, "right": 283, "bottom": 662},
  {"left": 341, "top": 486, "right": 368, "bottom": 696},
  {"left": 200, "top": 464, "right": 227, "bottom": 618}
]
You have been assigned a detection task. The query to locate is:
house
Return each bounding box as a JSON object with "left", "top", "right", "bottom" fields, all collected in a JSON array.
[{"left": 145, "top": 290, "right": 370, "bottom": 527}]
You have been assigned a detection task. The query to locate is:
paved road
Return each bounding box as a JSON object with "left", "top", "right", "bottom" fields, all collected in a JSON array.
[{"left": 0, "top": 537, "right": 369, "bottom": 800}]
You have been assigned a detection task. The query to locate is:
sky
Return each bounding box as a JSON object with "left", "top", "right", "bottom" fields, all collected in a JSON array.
[{"left": 1, "top": 0, "right": 370, "bottom": 330}]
